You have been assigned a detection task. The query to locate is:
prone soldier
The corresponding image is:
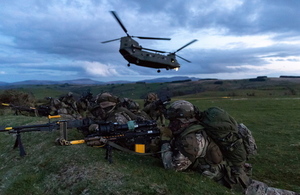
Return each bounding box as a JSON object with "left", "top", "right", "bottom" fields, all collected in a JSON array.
[{"left": 160, "top": 100, "right": 299, "bottom": 195}]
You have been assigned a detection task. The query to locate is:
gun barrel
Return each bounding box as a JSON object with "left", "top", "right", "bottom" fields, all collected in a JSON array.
[
  {"left": 0, "top": 123, "right": 59, "bottom": 132},
  {"left": 9, "top": 128, "right": 43, "bottom": 133}
]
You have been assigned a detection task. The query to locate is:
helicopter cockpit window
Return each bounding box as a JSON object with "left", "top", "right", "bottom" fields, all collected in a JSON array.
[{"left": 171, "top": 59, "right": 175, "bottom": 63}]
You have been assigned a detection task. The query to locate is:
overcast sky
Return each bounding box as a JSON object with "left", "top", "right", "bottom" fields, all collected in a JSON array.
[{"left": 1, "top": 0, "right": 300, "bottom": 83}]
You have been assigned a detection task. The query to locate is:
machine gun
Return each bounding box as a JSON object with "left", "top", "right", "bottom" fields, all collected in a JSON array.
[
  {"left": 0, "top": 116, "right": 160, "bottom": 163},
  {"left": 1, "top": 103, "right": 37, "bottom": 116},
  {"left": 1, "top": 102, "right": 52, "bottom": 117},
  {"left": 0, "top": 115, "right": 95, "bottom": 156},
  {"left": 57, "top": 120, "right": 160, "bottom": 163}
]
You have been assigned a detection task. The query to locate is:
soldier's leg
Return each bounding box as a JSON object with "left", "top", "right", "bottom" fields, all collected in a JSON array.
[{"left": 245, "top": 180, "right": 299, "bottom": 195}]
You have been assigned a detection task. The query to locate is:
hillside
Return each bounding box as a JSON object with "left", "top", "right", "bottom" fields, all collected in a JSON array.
[
  {"left": 2, "top": 77, "right": 300, "bottom": 101},
  {"left": 0, "top": 78, "right": 300, "bottom": 194},
  {"left": 1, "top": 94, "right": 300, "bottom": 194}
]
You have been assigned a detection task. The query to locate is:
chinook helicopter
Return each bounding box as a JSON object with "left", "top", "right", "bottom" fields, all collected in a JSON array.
[{"left": 102, "top": 11, "right": 198, "bottom": 73}]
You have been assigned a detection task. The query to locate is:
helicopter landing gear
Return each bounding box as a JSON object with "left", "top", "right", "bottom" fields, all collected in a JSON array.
[
  {"left": 157, "top": 70, "right": 161, "bottom": 73},
  {"left": 127, "top": 63, "right": 130, "bottom": 67}
]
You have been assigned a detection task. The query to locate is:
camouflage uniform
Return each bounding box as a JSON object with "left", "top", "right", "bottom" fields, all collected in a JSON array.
[
  {"left": 76, "top": 91, "right": 94, "bottom": 118},
  {"left": 121, "top": 98, "right": 151, "bottom": 121},
  {"left": 92, "top": 92, "right": 137, "bottom": 123},
  {"left": 49, "top": 97, "right": 73, "bottom": 119},
  {"left": 143, "top": 92, "right": 165, "bottom": 126},
  {"left": 88, "top": 92, "right": 138, "bottom": 131},
  {"left": 60, "top": 92, "right": 80, "bottom": 118},
  {"left": 88, "top": 92, "right": 140, "bottom": 150},
  {"left": 161, "top": 100, "right": 299, "bottom": 195}
]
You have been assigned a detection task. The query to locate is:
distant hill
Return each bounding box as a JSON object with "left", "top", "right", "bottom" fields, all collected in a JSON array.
[
  {"left": 138, "top": 76, "right": 199, "bottom": 83},
  {"left": 5, "top": 79, "right": 105, "bottom": 86},
  {"left": 2, "top": 76, "right": 300, "bottom": 100},
  {"left": 0, "top": 81, "right": 9, "bottom": 86},
  {"left": 0, "top": 77, "right": 200, "bottom": 86}
]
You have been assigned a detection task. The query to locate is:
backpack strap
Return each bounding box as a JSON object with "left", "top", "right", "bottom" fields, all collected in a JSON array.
[{"left": 174, "top": 124, "right": 206, "bottom": 163}]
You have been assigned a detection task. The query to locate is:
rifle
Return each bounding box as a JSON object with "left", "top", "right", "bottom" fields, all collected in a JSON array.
[
  {"left": 1, "top": 116, "right": 161, "bottom": 163},
  {"left": 1, "top": 103, "right": 37, "bottom": 116},
  {"left": 142, "top": 95, "right": 171, "bottom": 126},
  {"left": 57, "top": 120, "right": 161, "bottom": 163}
]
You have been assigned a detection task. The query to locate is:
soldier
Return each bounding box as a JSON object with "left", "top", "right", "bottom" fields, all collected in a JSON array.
[
  {"left": 60, "top": 92, "right": 80, "bottom": 118},
  {"left": 89, "top": 92, "right": 137, "bottom": 123},
  {"left": 120, "top": 97, "right": 151, "bottom": 121},
  {"left": 76, "top": 90, "right": 94, "bottom": 118},
  {"left": 160, "top": 100, "right": 299, "bottom": 195},
  {"left": 88, "top": 92, "right": 140, "bottom": 150},
  {"left": 143, "top": 92, "right": 167, "bottom": 126}
]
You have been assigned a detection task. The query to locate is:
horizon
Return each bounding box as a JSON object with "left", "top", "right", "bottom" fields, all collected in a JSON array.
[{"left": 2, "top": 75, "right": 300, "bottom": 85}]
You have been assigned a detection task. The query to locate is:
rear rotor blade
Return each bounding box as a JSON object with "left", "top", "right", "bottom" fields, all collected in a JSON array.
[
  {"left": 101, "top": 38, "right": 121, "bottom": 44},
  {"left": 175, "top": 39, "right": 198, "bottom": 53},
  {"left": 110, "top": 11, "right": 129, "bottom": 36},
  {"left": 133, "top": 36, "right": 171, "bottom": 40},
  {"left": 176, "top": 55, "right": 191, "bottom": 63}
]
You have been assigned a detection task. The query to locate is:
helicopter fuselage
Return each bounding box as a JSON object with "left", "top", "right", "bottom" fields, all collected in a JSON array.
[{"left": 119, "top": 37, "right": 180, "bottom": 70}]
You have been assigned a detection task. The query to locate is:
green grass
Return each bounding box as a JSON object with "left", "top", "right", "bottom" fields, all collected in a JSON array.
[
  {"left": 0, "top": 119, "right": 230, "bottom": 195},
  {"left": 1, "top": 87, "right": 300, "bottom": 194}
]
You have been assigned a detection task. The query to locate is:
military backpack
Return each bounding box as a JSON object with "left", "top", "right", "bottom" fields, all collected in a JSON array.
[{"left": 199, "top": 107, "right": 257, "bottom": 166}]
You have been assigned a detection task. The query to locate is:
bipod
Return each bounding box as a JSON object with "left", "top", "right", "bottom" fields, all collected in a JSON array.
[
  {"left": 13, "top": 130, "right": 26, "bottom": 157},
  {"left": 105, "top": 144, "right": 113, "bottom": 164}
]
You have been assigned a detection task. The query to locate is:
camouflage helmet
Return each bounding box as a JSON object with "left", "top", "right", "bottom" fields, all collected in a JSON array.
[
  {"left": 128, "top": 101, "right": 140, "bottom": 112},
  {"left": 145, "top": 92, "right": 158, "bottom": 103},
  {"left": 166, "top": 100, "right": 197, "bottom": 123},
  {"left": 96, "top": 92, "right": 118, "bottom": 108}
]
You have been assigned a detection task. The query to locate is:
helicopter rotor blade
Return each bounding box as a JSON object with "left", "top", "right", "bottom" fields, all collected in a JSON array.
[
  {"left": 110, "top": 11, "right": 130, "bottom": 36},
  {"left": 174, "top": 39, "right": 198, "bottom": 53},
  {"left": 141, "top": 47, "right": 167, "bottom": 53},
  {"left": 132, "top": 45, "right": 167, "bottom": 53},
  {"left": 176, "top": 55, "right": 191, "bottom": 63},
  {"left": 101, "top": 38, "right": 121, "bottom": 44},
  {"left": 133, "top": 36, "right": 171, "bottom": 41}
]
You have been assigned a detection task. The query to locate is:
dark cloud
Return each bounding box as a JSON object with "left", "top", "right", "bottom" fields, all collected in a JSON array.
[{"left": 0, "top": 0, "right": 300, "bottom": 82}]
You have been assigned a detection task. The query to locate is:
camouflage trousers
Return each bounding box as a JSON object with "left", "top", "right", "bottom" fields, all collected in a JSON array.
[{"left": 245, "top": 180, "right": 299, "bottom": 195}]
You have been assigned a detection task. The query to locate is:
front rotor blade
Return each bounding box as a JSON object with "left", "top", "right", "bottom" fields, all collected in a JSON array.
[
  {"left": 175, "top": 39, "right": 198, "bottom": 53},
  {"left": 101, "top": 38, "right": 120, "bottom": 44},
  {"left": 141, "top": 47, "right": 167, "bottom": 53},
  {"left": 110, "top": 11, "right": 129, "bottom": 36},
  {"left": 176, "top": 55, "right": 191, "bottom": 63},
  {"left": 133, "top": 36, "right": 171, "bottom": 40}
]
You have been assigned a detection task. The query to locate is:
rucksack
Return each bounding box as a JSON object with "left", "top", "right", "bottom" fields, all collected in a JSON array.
[
  {"left": 238, "top": 123, "right": 257, "bottom": 157},
  {"left": 199, "top": 107, "right": 257, "bottom": 166}
]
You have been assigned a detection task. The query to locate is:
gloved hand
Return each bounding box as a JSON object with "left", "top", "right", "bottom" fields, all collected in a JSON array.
[{"left": 160, "top": 126, "right": 173, "bottom": 141}]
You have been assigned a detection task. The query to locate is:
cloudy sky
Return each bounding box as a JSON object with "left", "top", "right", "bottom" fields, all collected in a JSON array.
[{"left": 1, "top": 0, "right": 300, "bottom": 83}]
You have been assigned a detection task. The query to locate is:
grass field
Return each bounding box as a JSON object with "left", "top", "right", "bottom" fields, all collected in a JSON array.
[{"left": 0, "top": 86, "right": 300, "bottom": 194}]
